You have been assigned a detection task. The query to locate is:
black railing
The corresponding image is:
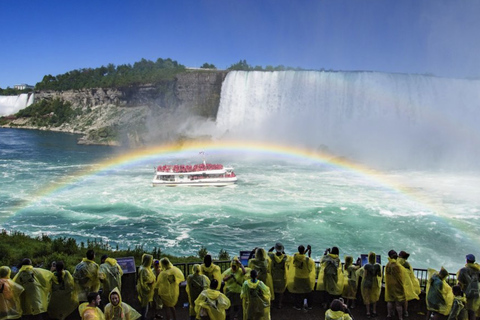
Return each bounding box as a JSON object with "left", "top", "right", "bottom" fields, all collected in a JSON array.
[{"left": 173, "top": 260, "right": 457, "bottom": 292}]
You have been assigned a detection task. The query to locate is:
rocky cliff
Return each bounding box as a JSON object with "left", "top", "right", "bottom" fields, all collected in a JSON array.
[{"left": 4, "top": 70, "right": 228, "bottom": 146}]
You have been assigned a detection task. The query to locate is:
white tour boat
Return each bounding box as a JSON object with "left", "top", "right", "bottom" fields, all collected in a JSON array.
[{"left": 152, "top": 161, "right": 237, "bottom": 187}]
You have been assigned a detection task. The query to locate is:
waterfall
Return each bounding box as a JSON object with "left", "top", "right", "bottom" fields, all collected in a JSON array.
[
  {"left": 216, "top": 71, "right": 480, "bottom": 168},
  {"left": 0, "top": 92, "right": 35, "bottom": 116}
]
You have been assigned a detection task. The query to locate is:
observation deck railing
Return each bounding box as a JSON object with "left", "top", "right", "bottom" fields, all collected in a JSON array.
[{"left": 173, "top": 260, "right": 458, "bottom": 292}]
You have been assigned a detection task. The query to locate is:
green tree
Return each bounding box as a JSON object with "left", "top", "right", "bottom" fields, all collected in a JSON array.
[
  {"left": 200, "top": 63, "right": 216, "bottom": 69},
  {"left": 227, "top": 59, "right": 252, "bottom": 71}
]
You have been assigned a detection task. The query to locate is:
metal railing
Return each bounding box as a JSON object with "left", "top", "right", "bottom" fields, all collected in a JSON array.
[{"left": 173, "top": 260, "right": 457, "bottom": 292}]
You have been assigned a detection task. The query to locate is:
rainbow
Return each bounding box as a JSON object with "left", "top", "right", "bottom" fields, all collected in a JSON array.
[
  {"left": 12, "top": 139, "right": 480, "bottom": 247},
  {"left": 16, "top": 139, "right": 435, "bottom": 212}
]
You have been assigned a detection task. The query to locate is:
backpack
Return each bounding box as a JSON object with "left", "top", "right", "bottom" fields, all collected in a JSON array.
[
  {"left": 324, "top": 258, "right": 338, "bottom": 282},
  {"left": 248, "top": 284, "right": 269, "bottom": 315},
  {"left": 465, "top": 271, "right": 480, "bottom": 299}
]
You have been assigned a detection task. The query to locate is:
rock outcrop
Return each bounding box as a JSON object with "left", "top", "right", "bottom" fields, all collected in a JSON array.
[{"left": 3, "top": 70, "right": 228, "bottom": 146}]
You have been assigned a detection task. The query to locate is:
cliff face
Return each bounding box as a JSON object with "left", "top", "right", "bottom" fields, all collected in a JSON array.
[{"left": 6, "top": 70, "right": 228, "bottom": 146}]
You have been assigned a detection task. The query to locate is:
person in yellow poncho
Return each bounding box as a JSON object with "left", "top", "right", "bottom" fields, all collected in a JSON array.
[
  {"left": 325, "top": 299, "right": 353, "bottom": 320},
  {"left": 287, "top": 245, "right": 315, "bottom": 310},
  {"left": 186, "top": 264, "right": 210, "bottom": 320},
  {"left": 241, "top": 269, "right": 271, "bottom": 320},
  {"left": 194, "top": 279, "right": 231, "bottom": 320},
  {"left": 222, "top": 257, "right": 247, "bottom": 320},
  {"left": 385, "top": 250, "right": 406, "bottom": 320},
  {"left": 317, "top": 247, "right": 344, "bottom": 308},
  {"left": 456, "top": 254, "right": 480, "bottom": 320},
  {"left": 448, "top": 285, "right": 468, "bottom": 320},
  {"left": 100, "top": 255, "right": 123, "bottom": 306},
  {"left": 267, "top": 242, "right": 290, "bottom": 309},
  {"left": 0, "top": 266, "right": 24, "bottom": 320},
  {"left": 200, "top": 255, "right": 222, "bottom": 290},
  {"left": 342, "top": 256, "right": 360, "bottom": 309},
  {"left": 104, "top": 287, "right": 141, "bottom": 320},
  {"left": 48, "top": 261, "right": 79, "bottom": 320},
  {"left": 78, "top": 292, "right": 104, "bottom": 320},
  {"left": 426, "top": 267, "right": 453, "bottom": 320},
  {"left": 73, "top": 250, "right": 102, "bottom": 302},
  {"left": 248, "top": 248, "right": 275, "bottom": 302},
  {"left": 156, "top": 257, "right": 185, "bottom": 320},
  {"left": 137, "top": 254, "right": 155, "bottom": 320},
  {"left": 13, "top": 258, "right": 52, "bottom": 317},
  {"left": 358, "top": 252, "right": 382, "bottom": 318},
  {"left": 398, "top": 251, "right": 420, "bottom": 318}
]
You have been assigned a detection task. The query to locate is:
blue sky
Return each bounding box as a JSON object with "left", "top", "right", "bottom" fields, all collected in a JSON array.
[{"left": 1, "top": 0, "right": 479, "bottom": 88}]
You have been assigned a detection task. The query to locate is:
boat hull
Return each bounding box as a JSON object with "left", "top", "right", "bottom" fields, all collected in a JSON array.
[{"left": 152, "top": 178, "right": 237, "bottom": 187}]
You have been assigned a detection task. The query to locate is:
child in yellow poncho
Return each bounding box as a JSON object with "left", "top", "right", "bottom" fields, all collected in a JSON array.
[
  {"left": 195, "top": 279, "right": 231, "bottom": 320},
  {"left": 325, "top": 299, "right": 352, "bottom": 320}
]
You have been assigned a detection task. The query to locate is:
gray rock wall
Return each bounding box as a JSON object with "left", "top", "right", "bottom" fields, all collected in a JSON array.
[{"left": 34, "top": 70, "right": 228, "bottom": 118}]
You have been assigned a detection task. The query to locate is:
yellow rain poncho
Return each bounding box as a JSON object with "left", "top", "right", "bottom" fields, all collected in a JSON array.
[
  {"left": 222, "top": 258, "right": 247, "bottom": 307},
  {"left": 287, "top": 252, "right": 316, "bottom": 294},
  {"left": 267, "top": 251, "right": 290, "bottom": 294},
  {"left": 457, "top": 262, "right": 480, "bottom": 312},
  {"left": 248, "top": 248, "right": 275, "bottom": 301},
  {"left": 398, "top": 257, "right": 420, "bottom": 301},
  {"left": 317, "top": 254, "right": 344, "bottom": 295},
  {"left": 358, "top": 253, "right": 382, "bottom": 304},
  {"left": 241, "top": 279, "right": 271, "bottom": 320},
  {"left": 48, "top": 269, "right": 79, "bottom": 320},
  {"left": 384, "top": 257, "right": 406, "bottom": 302},
  {"left": 104, "top": 287, "right": 140, "bottom": 320},
  {"left": 186, "top": 265, "right": 210, "bottom": 317},
  {"left": 200, "top": 263, "right": 222, "bottom": 290},
  {"left": 13, "top": 264, "right": 52, "bottom": 315},
  {"left": 342, "top": 256, "right": 360, "bottom": 300},
  {"left": 155, "top": 258, "right": 185, "bottom": 308},
  {"left": 194, "top": 288, "right": 231, "bottom": 320},
  {"left": 100, "top": 258, "right": 123, "bottom": 295},
  {"left": 449, "top": 294, "right": 468, "bottom": 320},
  {"left": 73, "top": 258, "right": 101, "bottom": 302},
  {"left": 136, "top": 254, "right": 155, "bottom": 308},
  {"left": 426, "top": 268, "right": 453, "bottom": 316},
  {"left": 78, "top": 302, "right": 105, "bottom": 320},
  {"left": 0, "top": 266, "right": 24, "bottom": 320},
  {"left": 325, "top": 309, "right": 352, "bottom": 320}
]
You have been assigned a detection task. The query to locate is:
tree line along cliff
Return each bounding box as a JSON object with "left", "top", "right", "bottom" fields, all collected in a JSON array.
[{"left": 1, "top": 70, "right": 228, "bottom": 146}]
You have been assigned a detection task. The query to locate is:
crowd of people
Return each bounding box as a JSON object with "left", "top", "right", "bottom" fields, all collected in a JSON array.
[{"left": 0, "top": 245, "right": 478, "bottom": 320}]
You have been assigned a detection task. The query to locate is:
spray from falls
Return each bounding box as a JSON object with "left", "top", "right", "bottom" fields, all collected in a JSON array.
[{"left": 215, "top": 71, "right": 480, "bottom": 169}]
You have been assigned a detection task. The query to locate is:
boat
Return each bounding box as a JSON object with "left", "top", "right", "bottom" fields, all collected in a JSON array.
[{"left": 152, "top": 160, "right": 237, "bottom": 187}]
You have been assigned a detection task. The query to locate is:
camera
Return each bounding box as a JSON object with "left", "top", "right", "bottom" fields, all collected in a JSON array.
[{"left": 324, "top": 248, "right": 331, "bottom": 255}]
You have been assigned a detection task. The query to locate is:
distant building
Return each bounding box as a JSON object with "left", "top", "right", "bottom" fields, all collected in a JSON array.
[{"left": 14, "top": 84, "right": 34, "bottom": 90}]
